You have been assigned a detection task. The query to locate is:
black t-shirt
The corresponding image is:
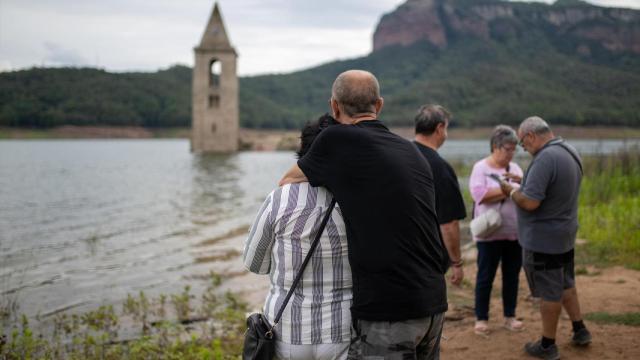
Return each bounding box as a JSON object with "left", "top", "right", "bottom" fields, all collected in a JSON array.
[
  {"left": 414, "top": 142, "right": 467, "bottom": 224},
  {"left": 298, "top": 120, "right": 448, "bottom": 321}
]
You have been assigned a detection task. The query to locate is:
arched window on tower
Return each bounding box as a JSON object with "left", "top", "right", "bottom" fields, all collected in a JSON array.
[{"left": 210, "top": 60, "right": 221, "bottom": 87}]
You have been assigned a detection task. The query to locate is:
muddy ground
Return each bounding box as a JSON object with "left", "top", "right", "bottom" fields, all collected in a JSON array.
[{"left": 231, "top": 246, "right": 640, "bottom": 360}]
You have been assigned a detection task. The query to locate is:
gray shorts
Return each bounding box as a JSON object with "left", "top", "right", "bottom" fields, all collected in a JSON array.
[
  {"left": 347, "top": 313, "right": 444, "bottom": 360},
  {"left": 523, "top": 248, "right": 575, "bottom": 302}
]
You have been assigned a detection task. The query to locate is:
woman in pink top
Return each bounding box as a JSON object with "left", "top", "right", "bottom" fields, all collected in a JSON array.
[{"left": 469, "top": 125, "right": 524, "bottom": 336}]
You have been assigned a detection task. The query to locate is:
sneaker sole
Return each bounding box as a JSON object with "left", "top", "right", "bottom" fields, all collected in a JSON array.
[
  {"left": 572, "top": 338, "right": 592, "bottom": 346},
  {"left": 524, "top": 350, "right": 560, "bottom": 360},
  {"left": 524, "top": 343, "right": 560, "bottom": 360}
]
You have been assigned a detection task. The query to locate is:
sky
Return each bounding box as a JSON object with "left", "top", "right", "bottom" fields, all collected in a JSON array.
[{"left": 1, "top": 0, "right": 639, "bottom": 76}]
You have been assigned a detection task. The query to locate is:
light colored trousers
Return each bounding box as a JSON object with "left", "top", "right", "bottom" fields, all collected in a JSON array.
[{"left": 275, "top": 340, "right": 350, "bottom": 360}]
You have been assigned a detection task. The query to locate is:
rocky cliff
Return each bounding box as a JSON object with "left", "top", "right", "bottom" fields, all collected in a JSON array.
[{"left": 373, "top": 0, "right": 640, "bottom": 55}]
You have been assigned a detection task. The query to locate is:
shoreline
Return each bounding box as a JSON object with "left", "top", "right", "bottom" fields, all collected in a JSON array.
[{"left": 1, "top": 126, "right": 640, "bottom": 151}]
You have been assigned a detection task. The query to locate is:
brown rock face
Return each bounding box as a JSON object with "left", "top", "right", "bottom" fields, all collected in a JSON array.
[
  {"left": 574, "top": 24, "right": 640, "bottom": 53},
  {"left": 372, "top": 0, "right": 640, "bottom": 55},
  {"left": 373, "top": 0, "right": 447, "bottom": 51}
]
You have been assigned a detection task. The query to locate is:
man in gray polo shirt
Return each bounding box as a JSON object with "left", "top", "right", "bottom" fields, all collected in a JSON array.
[{"left": 500, "top": 116, "right": 592, "bottom": 360}]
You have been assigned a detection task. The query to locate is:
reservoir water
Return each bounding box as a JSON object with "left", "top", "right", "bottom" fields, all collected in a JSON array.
[{"left": 1, "top": 138, "right": 638, "bottom": 328}]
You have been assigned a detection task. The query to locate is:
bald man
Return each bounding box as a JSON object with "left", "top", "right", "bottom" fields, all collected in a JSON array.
[
  {"left": 500, "top": 116, "right": 591, "bottom": 360},
  {"left": 280, "top": 70, "right": 448, "bottom": 359}
]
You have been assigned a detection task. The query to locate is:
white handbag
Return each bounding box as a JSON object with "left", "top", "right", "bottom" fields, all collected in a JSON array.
[{"left": 470, "top": 206, "right": 503, "bottom": 238}]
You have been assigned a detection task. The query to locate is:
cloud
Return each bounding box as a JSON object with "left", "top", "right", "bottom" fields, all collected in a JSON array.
[
  {"left": 0, "top": 0, "right": 638, "bottom": 75},
  {"left": 43, "top": 42, "right": 88, "bottom": 67},
  {"left": 0, "top": 60, "right": 13, "bottom": 72},
  {"left": 0, "top": 0, "right": 400, "bottom": 75}
]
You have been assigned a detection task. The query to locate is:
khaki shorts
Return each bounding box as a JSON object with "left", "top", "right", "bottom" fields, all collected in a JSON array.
[{"left": 523, "top": 248, "right": 575, "bottom": 302}]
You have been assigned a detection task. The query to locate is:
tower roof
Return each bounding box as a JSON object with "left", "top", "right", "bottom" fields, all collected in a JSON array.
[{"left": 197, "top": 2, "right": 234, "bottom": 50}]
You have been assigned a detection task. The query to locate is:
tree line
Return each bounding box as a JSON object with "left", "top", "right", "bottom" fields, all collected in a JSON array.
[{"left": 1, "top": 35, "right": 639, "bottom": 129}]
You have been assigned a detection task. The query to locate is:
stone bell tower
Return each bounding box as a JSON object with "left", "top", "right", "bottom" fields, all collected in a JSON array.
[{"left": 191, "top": 2, "right": 239, "bottom": 153}]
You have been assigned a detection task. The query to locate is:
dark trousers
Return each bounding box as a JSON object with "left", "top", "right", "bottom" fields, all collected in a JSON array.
[
  {"left": 475, "top": 240, "right": 522, "bottom": 320},
  {"left": 348, "top": 313, "right": 444, "bottom": 360}
]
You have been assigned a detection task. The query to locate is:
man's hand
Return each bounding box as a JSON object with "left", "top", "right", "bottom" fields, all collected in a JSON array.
[
  {"left": 279, "top": 164, "right": 308, "bottom": 186},
  {"left": 440, "top": 220, "right": 464, "bottom": 287},
  {"left": 504, "top": 172, "right": 522, "bottom": 184},
  {"left": 450, "top": 264, "right": 464, "bottom": 286},
  {"left": 500, "top": 181, "right": 541, "bottom": 211},
  {"left": 499, "top": 180, "right": 513, "bottom": 196}
]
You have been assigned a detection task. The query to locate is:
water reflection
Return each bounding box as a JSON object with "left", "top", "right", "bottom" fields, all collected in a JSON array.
[{"left": 190, "top": 153, "right": 244, "bottom": 226}]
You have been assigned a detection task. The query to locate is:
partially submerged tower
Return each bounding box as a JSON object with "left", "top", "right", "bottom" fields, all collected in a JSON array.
[{"left": 191, "top": 2, "right": 239, "bottom": 153}]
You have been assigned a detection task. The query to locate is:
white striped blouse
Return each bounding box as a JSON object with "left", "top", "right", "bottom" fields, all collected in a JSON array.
[{"left": 243, "top": 182, "right": 352, "bottom": 345}]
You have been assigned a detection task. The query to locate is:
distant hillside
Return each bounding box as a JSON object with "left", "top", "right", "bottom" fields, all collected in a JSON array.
[
  {"left": 0, "top": 66, "right": 191, "bottom": 128},
  {"left": 241, "top": 0, "right": 640, "bottom": 128},
  {"left": 1, "top": 0, "right": 639, "bottom": 129}
]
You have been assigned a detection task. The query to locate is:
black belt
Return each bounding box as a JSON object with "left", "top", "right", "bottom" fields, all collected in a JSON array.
[{"left": 531, "top": 249, "right": 574, "bottom": 270}]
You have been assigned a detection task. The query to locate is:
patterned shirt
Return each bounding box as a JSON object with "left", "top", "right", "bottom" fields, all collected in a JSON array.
[{"left": 243, "top": 182, "right": 352, "bottom": 345}]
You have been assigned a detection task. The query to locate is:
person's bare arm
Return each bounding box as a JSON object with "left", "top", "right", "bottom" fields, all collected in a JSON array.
[
  {"left": 479, "top": 188, "right": 507, "bottom": 204},
  {"left": 278, "top": 164, "right": 308, "bottom": 186},
  {"left": 441, "top": 220, "right": 464, "bottom": 286},
  {"left": 500, "top": 182, "right": 541, "bottom": 211}
]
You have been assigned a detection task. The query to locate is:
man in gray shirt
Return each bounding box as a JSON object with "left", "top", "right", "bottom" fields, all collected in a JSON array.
[{"left": 500, "top": 116, "right": 591, "bottom": 360}]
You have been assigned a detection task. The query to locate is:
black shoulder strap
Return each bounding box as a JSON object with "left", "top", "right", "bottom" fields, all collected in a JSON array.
[
  {"left": 270, "top": 197, "right": 337, "bottom": 329},
  {"left": 552, "top": 141, "right": 583, "bottom": 175}
]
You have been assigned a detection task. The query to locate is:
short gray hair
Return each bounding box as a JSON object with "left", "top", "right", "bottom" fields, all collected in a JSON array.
[
  {"left": 490, "top": 125, "right": 518, "bottom": 152},
  {"left": 414, "top": 104, "right": 451, "bottom": 135},
  {"left": 519, "top": 116, "right": 551, "bottom": 136},
  {"left": 331, "top": 70, "right": 380, "bottom": 117}
]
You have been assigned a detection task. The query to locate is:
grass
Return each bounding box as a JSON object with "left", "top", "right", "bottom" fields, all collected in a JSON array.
[
  {"left": 577, "top": 147, "right": 640, "bottom": 269},
  {"left": 585, "top": 312, "right": 640, "bottom": 327}
]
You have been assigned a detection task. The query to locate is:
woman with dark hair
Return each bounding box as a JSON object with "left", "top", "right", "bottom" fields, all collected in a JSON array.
[
  {"left": 243, "top": 114, "right": 351, "bottom": 359},
  {"left": 469, "top": 125, "right": 524, "bottom": 336}
]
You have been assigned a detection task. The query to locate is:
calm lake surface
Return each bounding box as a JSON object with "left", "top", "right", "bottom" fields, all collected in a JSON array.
[{"left": 1, "top": 138, "right": 638, "bottom": 328}]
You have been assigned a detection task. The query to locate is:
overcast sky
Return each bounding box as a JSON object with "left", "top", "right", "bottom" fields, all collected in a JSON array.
[{"left": 1, "top": 0, "right": 638, "bottom": 76}]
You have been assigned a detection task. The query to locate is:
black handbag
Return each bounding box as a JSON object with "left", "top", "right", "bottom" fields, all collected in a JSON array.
[{"left": 242, "top": 198, "right": 337, "bottom": 360}]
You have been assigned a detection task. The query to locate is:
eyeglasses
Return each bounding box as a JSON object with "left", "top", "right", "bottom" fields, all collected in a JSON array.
[
  {"left": 518, "top": 133, "right": 529, "bottom": 147},
  {"left": 501, "top": 145, "right": 517, "bottom": 153}
]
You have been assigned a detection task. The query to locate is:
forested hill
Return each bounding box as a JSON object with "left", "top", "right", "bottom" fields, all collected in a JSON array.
[{"left": 2, "top": 0, "right": 640, "bottom": 129}]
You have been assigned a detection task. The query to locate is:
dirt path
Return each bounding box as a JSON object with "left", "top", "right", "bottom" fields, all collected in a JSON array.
[
  {"left": 441, "top": 259, "right": 640, "bottom": 360},
  {"left": 234, "top": 248, "right": 640, "bottom": 359}
]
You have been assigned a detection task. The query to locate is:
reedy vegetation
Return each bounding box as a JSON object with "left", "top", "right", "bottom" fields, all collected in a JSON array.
[
  {"left": 0, "top": 272, "right": 247, "bottom": 359},
  {"left": 577, "top": 147, "right": 640, "bottom": 269}
]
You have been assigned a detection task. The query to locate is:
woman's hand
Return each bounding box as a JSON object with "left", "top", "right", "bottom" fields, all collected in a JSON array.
[
  {"left": 499, "top": 181, "right": 514, "bottom": 197},
  {"left": 504, "top": 172, "right": 522, "bottom": 184}
]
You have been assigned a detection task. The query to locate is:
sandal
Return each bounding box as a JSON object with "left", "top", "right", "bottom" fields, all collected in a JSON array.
[
  {"left": 474, "top": 320, "right": 490, "bottom": 337},
  {"left": 503, "top": 317, "right": 524, "bottom": 332}
]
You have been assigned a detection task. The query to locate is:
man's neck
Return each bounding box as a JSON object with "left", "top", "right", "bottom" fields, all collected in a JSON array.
[
  {"left": 350, "top": 113, "right": 378, "bottom": 124},
  {"left": 414, "top": 133, "right": 440, "bottom": 150},
  {"left": 532, "top": 134, "right": 556, "bottom": 155}
]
